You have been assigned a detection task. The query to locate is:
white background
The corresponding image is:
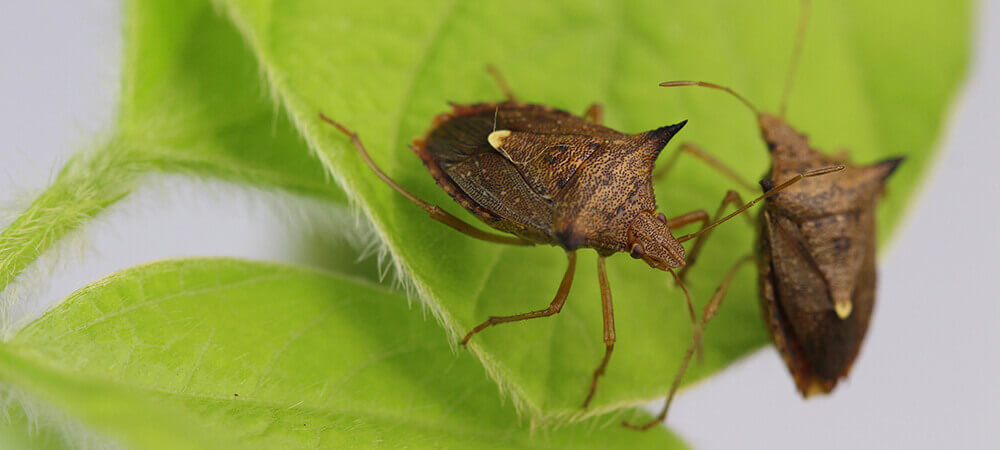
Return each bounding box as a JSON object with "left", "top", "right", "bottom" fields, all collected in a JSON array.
[{"left": 1, "top": 1, "right": 997, "bottom": 449}]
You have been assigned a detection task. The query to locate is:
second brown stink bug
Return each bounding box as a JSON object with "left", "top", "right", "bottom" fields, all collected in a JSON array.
[
  {"left": 625, "top": 0, "right": 904, "bottom": 430},
  {"left": 319, "top": 66, "right": 842, "bottom": 411}
]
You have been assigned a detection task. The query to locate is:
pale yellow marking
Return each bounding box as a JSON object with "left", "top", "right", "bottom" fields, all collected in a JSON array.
[
  {"left": 488, "top": 130, "right": 510, "bottom": 149},
  {"left": 834, "top": 298, "right": 853, "bottom": 319},
  {"left": 804, "top": 380, "right": 827, "bottom": 398}
]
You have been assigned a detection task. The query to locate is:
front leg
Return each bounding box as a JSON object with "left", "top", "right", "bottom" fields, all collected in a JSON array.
[
  {"left": 675, "top": 165, "right": 844, "bottom": 246},
  {"left": 668, "top": 190, "right": 756, "bottom": 280},
  {"left": 623, "top": 255, "right": 753, "bottom": 430}
]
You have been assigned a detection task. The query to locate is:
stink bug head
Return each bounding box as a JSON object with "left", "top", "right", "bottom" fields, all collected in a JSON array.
[
  {"left": 627, "top": 211, "right": 686, "bottom": 270},
  {"left": 648, "top": 0, "right": 910, "bottom": 410},
  {"left": 767, "top": 153, "right": 904, "bottom": 218},
  {"left": 623, "top": 121, "right": 690, "bottom": 271},
  {"left": 758, "top": 113, "right": 808, "bottom": 155}
]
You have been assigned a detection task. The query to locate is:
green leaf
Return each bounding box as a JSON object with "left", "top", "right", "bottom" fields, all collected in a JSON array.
[
  {"left": 214, "top": 0, "right": 971, "bottom": 420},
  {"left": 0, "top": 404, "right": 72, "bottom": 450},
  {"left": 1, "top": 258, "right": 681, "bottom": 449},
  {"left": 0, "top": 0, "right": 346, "bottom": 296},
  {"left": 117, "top": 0, "right": 343, "bottom": 198}
]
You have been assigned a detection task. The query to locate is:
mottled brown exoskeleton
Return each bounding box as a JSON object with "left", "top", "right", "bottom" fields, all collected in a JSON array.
[
  {"left": 626, "top": 0, "right": 904, "bottom": 430},
  {"left": 319, "top": 66, "right": 841, "bottom": 412}
]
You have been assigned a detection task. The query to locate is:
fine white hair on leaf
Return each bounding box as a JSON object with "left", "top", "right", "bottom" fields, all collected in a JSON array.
[
  {"left": 0, "top": 171, "right": 382, "bottom": 339},
  {"left": 209, "top": 0, "right": 557, "bottom": 422},
  {"left": 0, "top": 386, "right": 122, "bottom": 450},
  {"left": 0, "top": 138, "right": 149, "bottom": 338},
  {"left": 211, "top": 4, "right": 431, "bottom": 316}
]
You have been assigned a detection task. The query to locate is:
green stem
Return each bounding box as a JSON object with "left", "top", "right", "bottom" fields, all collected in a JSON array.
[{"left": 0, "top": 140, "right": 149, "bottom": 295}]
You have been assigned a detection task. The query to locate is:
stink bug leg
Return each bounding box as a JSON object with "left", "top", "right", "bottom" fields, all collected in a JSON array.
[
  {"left": 583, "top": 255, "right": 616, "bottom": 408},
  {"left": 654, "top": 142, "right": 756, "bottom": 192},
  {"left": 655, "top": 169, "right": 842, "bottom": 359},
  {"left": 672, "top": 190, "right": 756, "bottom": 282},
  {"left": 673, "top": 165, "right": 845, "bottom": 245},
  {"left": 584, "top": 103, "right": 604, "bottom": 124},
  {"left": 485, "top": 64, "right": 518, "bottom": 103},
  {"left": 632, "top": 0, "right": 906, "bottom": 430},
  {"left": 460, "top": 251, "right": 577, "bottom": 345},
  {"left": 318, "top": 114, "right": 533, "bottom": 246},
  {"left": 486, "top": 64, "right": 606, "bottom": 125},
  {"left": 623, "top": 255, "right": 754, "bottom": 431},
  {"left": 326, "top": 56, "right": 843, "bottom": 419}
]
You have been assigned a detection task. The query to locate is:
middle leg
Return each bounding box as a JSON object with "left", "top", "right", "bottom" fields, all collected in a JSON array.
[
  {"left": 461, "top": 251, "right": 577, "bottom": 345},
  {"left": 583, "top": 255, "right": 616, "bottom": 408}
]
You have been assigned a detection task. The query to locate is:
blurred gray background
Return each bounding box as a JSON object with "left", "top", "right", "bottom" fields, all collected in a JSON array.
[{"left": 1, "top": 1, "right": 997, "bottom": 448}]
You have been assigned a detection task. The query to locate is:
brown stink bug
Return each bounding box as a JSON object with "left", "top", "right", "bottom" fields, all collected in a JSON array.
[
  {"left": 625, "top": 0, "right": 904, "bottom": 430},
  {"left": 318, "top": 65, "right": 842, "bottom": 412}
]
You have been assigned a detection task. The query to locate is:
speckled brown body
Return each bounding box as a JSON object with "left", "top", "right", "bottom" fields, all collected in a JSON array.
[
  {"left": 755, "top": 113, "right": 902, "bottom": 396},
  {"left": 413, "top": 102, "right": 686, "bottom": 258},
  {"left": 321, "top": 83, "right": 836, "bottom": 429}
]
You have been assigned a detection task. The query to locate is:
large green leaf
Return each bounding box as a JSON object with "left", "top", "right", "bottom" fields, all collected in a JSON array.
[
  {"left": 1, "top": 258, "right": 680, "bottom": 449},
  {"left": 214, "top": 0, "right": 970, "bottom": 420},
  {"left": 0, "top": 0, "right": 346, "bottom": 298},
  {"left": 0, "top": 0, "right": 970, "bottom": 434}
]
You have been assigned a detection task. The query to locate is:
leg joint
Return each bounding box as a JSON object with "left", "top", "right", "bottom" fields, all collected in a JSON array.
[{"left": 426, "top": 205, "right": 444, "bottom": 217}]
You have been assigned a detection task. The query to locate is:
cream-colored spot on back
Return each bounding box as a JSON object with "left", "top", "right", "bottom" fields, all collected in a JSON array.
[
  {"left": 834, "top": 296, "right": 853, "bottom": 319},
  {"left": 488, "top": 130, "right": 511, "bottom": 149}
]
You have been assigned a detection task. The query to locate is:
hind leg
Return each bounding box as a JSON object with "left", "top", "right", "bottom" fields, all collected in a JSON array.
[{"left": 320, "top": 115, "right": 532, "bottom": 246}]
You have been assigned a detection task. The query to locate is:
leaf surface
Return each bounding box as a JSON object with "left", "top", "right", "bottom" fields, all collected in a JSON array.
[
  {"left": 3, "top": 259, "right": 681, "bottom": 449},
  {"left": 214, "top": 0, "right": 971, "bottom": 419}
]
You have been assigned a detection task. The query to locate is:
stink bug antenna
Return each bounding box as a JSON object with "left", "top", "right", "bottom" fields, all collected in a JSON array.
[
  {"left": 676, "top": 164, "right": 845, "bottom": 243},
  {"left": 780, "top": 0, "right": 812, "bottom": 118},
  {"left": 492, "top": 105, "right": 500, "bottom": 133},
  {"left": 659, "top": 80, "right": 760, "bottom": 116}
]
